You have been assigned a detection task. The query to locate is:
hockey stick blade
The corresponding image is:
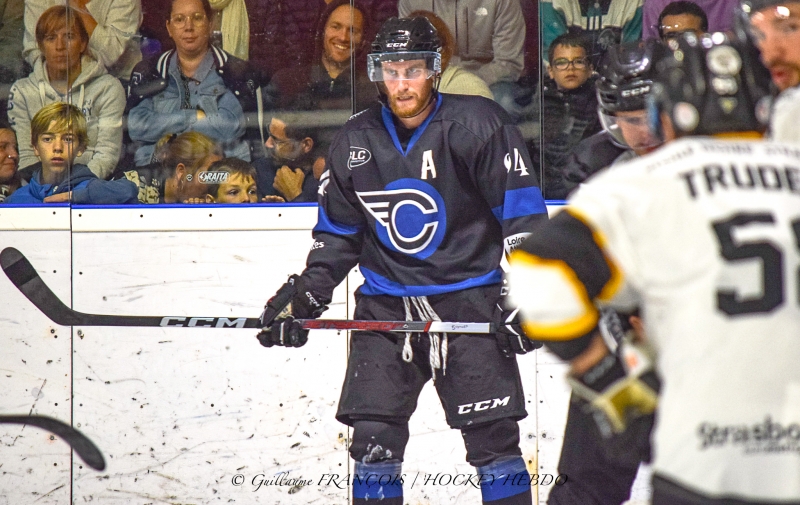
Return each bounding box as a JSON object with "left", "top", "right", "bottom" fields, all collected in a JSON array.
[
  {"left": 0, "top": 247, "right": 262, "bottom": 328},
  {"left": 1, "top": 247, "right": 494, "bottom": 333},
  {"left": 0, "top": 415, "right": 105, "bottom": 470}
]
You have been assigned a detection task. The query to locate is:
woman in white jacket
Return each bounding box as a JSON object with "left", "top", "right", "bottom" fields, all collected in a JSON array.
[{"left": 9, "top": 5, "right": 125, "bottom": 179}]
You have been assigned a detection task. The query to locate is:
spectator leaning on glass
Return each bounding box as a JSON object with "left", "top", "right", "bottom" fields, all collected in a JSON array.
[
  {"left": 127, "top": 0, "right": 255, "bottom": 167},
  {"left": 0, "top": 122, "right": 21, "bottom": 202},
  {"left": 6, "top": 102, "right": 137, "bottom": 204},
  {"left": 8, "top": 6, "right": 125, "bottom": 180},
  {"left": 23, "top": 0, "right": 142, "bottom": 81},
  {"left": 203, "top": 157, "right": 257, "bottom": 203},
  {"left": 256, "top": 115, "right": 322, "bottom": 203},
  {"left": 118, "top": 130, "right": 222, "bottom": 204}
]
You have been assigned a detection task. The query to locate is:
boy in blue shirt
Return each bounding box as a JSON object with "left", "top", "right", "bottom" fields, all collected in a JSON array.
[{"left": 7, "top": 103, "right": 137, "bottom": 204}]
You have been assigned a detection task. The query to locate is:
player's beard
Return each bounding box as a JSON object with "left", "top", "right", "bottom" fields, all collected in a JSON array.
[{"left": 388, "top": 84, "right": 434, "bottom": 119}]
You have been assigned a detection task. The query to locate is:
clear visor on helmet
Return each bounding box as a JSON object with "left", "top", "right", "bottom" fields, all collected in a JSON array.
[
  {"left": 598, "top": 107, "right": 663, "bottom": 152},
  {"left": 367, "top": 51, "right": 442, "bottom": 82}
]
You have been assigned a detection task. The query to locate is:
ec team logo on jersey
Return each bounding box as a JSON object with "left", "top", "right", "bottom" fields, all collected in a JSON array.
[
  {"left": 357, "top": 178, "right": 446, "bottom": 259},
  {"left": 348, "top": 147, "right": 372, "bottom": 169}
]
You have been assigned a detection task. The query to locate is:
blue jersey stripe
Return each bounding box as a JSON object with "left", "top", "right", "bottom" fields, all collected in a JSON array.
[
  {"left": 359, "top": 266, "right": 502, "bottom": 297},
  {"left": 492, "top": 186, "right": 547, "bottom": 222},
  {"left": 313, "top": 205, "right": 361, "bottom": 235}
]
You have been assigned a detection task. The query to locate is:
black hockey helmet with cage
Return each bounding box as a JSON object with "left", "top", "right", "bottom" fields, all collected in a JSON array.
[
  {"left": 596, "top": 39, "right": 670, "bottom": 113},
  {"left": 368, "top": 17, "right": 442, "bottom": 83},
  {"left": 648, "top": 31, "right": 772, "bottom": 136}
]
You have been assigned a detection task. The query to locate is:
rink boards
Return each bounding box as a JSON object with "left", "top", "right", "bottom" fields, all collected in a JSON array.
[{"left": 0, "top": 204, "right": 650, "bottom": 504}]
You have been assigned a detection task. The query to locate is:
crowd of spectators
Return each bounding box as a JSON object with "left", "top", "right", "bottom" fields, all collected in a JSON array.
[{"left": 0, "top": 0, "right": 742, "bottom": 204}]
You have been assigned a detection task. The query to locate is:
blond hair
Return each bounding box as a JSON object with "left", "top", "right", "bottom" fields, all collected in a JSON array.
[
  {"left": 30, "top": 102, "right": 88, "bottom": 149},
  {"left": 154, "top": 131, "right": 222, "bottom": 176}
]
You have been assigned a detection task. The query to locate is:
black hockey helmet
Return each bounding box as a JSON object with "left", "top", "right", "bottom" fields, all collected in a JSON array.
[
  {"left": 596, "top": 40, "right": 671, "bottom": 150},
  {"left": 596, "top": 39, "right": 670, "bottom": 113},
  {"left": 648, "top": 32, "right": 773, "bottom": 137},
  {"left": 368, "top": 17, "right": 442, "bottom": 82}
]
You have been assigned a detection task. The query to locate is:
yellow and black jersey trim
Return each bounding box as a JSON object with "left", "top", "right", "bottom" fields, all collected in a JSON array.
[{"left": 510, "top": 209, "right": 624, "bottom": 340}]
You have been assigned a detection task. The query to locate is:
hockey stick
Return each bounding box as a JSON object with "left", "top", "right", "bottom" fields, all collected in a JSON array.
[
  {"left": 0, "top": 247, "right": 494, "bottom": 334},
  {"left": 0, "top": 415, "right": 105, "bottom": 470}
]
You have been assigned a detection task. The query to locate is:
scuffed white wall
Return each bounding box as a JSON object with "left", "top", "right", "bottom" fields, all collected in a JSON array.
[{"left": 0, "top": 205, "right": 650, "bottom": 504}]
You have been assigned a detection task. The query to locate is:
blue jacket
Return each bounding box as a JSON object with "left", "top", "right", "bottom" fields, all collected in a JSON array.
[
  {"left": 127, "top": 47, "right": 252, "bottom": 166},
  {"left": 6, "top": 163, "right": 138, "bottom": 204}
]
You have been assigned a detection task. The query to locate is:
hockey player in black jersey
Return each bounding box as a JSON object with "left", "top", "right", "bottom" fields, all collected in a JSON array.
[
  {"left": 560, "top": 39, "right": 669, "bottom": 198},
  {"left": 256, "top": 16, "right": 548, "bottom": 505}
]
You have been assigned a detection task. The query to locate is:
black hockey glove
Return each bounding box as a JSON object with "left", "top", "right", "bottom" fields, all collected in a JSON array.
[
  {"left": 256, "top": 274, "right": 329, "bottom": 348},
  {"left": 259, "top": 316, "right": 309, "bottom": 348},
  {"left": 568, "top": 311, "right": 660, "bottom": 437},
  {"left": 493, "top": 302, "right": 542, "bottom": 357}
]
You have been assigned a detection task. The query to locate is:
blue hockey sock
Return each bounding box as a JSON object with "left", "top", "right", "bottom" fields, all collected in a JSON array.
[
  {"left": 352, "top": 460, "right": 403, "bottom": 504},
  {"left": 477, "top": 456, "right": 532, "bottom": 504}
]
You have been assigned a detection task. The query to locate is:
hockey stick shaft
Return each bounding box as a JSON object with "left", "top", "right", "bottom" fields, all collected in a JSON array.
[
  {"left": 0, "top": 415, "right": 105, "bottom": 470},
  {"left": 1, "top": 247, "right": 495, "bottom": 333}
]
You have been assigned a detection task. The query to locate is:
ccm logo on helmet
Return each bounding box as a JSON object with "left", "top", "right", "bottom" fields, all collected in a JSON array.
[
  {"left": 621, "top": 85, "right": 650, "bottom": 97},
  {"left": 386, "top": 42, "right": 409, "bottom": 48},
  {"left": 458, "top": 396, "right": 511, "bottom": 414}
]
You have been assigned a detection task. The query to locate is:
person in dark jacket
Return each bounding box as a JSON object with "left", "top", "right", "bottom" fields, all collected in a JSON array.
[
  {"left": 7, "top": 102, "right": 137, "bottom": 204},
  {"left": 264, "top": 0, "right": 376, "bottom": 113},
  {"left": 535, "top": 33, "right": 601, "bottom": 199},
  {"left": 257, "top": 115, "right": 322, "bottom": 203}
]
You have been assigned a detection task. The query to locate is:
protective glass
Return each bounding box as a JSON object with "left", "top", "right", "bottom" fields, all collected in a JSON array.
[
  {"left": 367, "top": 51, "right": 442, "bottom": 82},
  {"left": 598, "top": 108, "right": 663, "bottom": 150}
]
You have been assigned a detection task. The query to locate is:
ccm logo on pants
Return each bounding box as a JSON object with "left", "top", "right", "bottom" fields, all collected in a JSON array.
[{"left": 458, "top": 396, "right": 510, "bottom": 414}]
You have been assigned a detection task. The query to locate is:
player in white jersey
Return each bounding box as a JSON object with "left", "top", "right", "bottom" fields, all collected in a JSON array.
[
  {"left": 507, "top": 32, "right": 800, "bottom": 504},
  {"left": 742, "top": 0, "right": 800, "bottom": 141}
]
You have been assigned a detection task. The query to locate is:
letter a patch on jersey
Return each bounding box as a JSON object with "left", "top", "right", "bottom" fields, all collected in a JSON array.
[
  {"left": 356, "top": 178, "right": 447, "bottom": 259},
  {"left": 421, "top": 149, "right": 437, "bottom": 179}
]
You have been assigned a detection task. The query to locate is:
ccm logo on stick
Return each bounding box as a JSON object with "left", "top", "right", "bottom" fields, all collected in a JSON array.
[
  {"left": 458, "top": 396, "right": 510, "bottom": 414},
  {"left": 160, "top": 317, "right": 247, "bottom": 328}
]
